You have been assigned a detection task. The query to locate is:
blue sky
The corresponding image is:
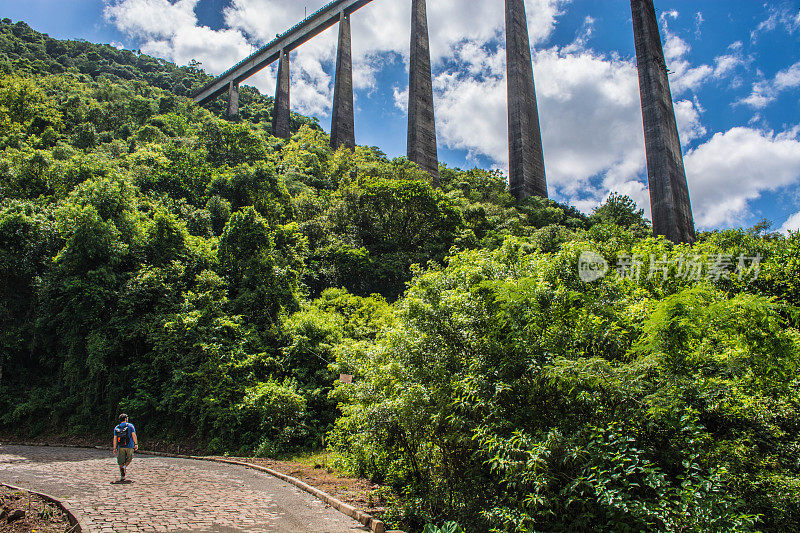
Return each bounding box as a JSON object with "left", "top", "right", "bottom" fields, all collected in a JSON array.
[{"left": 2, "top": 0, "right": 800, "bottom": 232}]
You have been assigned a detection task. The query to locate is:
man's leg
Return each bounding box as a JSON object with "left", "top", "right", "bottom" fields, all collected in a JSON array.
[
  {"left": 122, "top": 449, "right": 133, "bottom": 480},
  {"left": 117, "top": 449, "right": 127, "bottom": 480}
]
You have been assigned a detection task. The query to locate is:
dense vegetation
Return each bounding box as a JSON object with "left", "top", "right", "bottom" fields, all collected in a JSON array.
[{"left": 1, "top": 19, "right": 799, "bottom": 532}]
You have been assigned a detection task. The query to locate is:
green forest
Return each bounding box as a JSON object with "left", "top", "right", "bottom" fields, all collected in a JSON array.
[{"left": 1, "top": 18, "right": 800, "bottom": 532}]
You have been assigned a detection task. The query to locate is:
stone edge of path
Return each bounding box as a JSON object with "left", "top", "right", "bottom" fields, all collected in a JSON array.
[
  {"left": 0, "top": 480, "right": 87, "bottom": 532},
  {"left": 138, "top": 451, "right": 392, "bottom": 533},
  {"left": 1, "top": 442, "right": 402, "bottom": 533}
]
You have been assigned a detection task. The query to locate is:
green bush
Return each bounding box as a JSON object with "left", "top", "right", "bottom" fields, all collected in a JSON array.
[
  {"left": 238, "top": 379, "right": 307, "bottom": 455},
  {"left": 331, "top": 237, "right": 800, "bottom": 532}
]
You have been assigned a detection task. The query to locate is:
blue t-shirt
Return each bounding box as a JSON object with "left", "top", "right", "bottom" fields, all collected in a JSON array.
[{"left": 114, "top": 422, "right": 136, "bottom": 448}]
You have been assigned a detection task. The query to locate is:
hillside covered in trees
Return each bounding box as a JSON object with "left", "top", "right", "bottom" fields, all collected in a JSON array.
[{"left": 1, "top": 19, "right": 799, "bottom": 532}]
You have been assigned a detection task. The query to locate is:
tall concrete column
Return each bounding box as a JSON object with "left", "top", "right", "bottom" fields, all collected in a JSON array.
[
  {"left": 407, "top": 0, "right": 439, "bottom": 185},
  {"left": 631, "top": 0, "right": 695, "bottom": 244},
  {"left": 505, "top": 0, "right": 548, "bottom": 200},
  {"left": 331, "top": 11, "right": 355, "bottom": 150},
  {"left": 273, "top": 49, "right": 291, "bottom": 139},
  {"left": 227, "top": 80, "right": 239, "bottom": 118}
]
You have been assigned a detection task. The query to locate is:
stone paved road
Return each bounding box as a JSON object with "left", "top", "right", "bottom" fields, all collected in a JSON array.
[{"left": 0, "top": 444, "right": 368, "bottom": 533}]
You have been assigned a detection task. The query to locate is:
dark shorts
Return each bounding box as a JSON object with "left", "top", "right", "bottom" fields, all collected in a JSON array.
[{"left": 117, "top": 447, "right": 134, "bottom": 466}]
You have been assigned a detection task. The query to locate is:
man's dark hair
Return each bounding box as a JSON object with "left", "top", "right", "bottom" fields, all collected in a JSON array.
[{"left": 119, "top": 413, "right": 128, "bottom": 423}]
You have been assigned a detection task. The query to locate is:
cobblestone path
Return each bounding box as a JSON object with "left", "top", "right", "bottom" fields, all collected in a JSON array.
[{"left": 0, "top": 444, "right": 367, "bottom": 533}]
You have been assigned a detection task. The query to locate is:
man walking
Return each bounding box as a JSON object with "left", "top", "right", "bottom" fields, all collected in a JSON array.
[{"left": 112, "top": 413, "right": 138, "bottom": 483}]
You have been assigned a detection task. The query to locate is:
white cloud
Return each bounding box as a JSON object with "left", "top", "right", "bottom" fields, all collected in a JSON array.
[
  {"left": 392, "top": 85, "right": 408, "bottom": 114},
  {"left": 684, "top": 128, "right": 800, "bottom": 228},
  {"left": 779, "top": 210, "right": 800, "bottom": 234},
  {"left": 671, "top": 64, "right": 713, "bottom": 94},
  {"left": 104, "top": 0, "right": 198, "bottom": 39},
  {"left": 104, "top": 0, "right": 334, "bottom": 114},
  {"left": 659, "top": 29, "right": 713, "bottom": 95},
  {"left": 775, "top": 62, "right": 800, "bottom": 90},
  {"left": 104, "top": 0, "right": 255, "bottom": 75},
  {"left": 740, "top": 79, "right": 772, "bottom": 109},
  {"left": 751, "top": 5, "right": 800, "bottom": 41},
  {"left": 674, "top": 98, "right": 706, "bottom": 144},
  {"left": 740, "top": 61, "right": 800, "bottom": 109},
  {"left": 694, "top": 12, "right": 704, "bottom": 38},
  {"left": 144, "top": 27, "right": 254, "bottom": 76},
  {"left": 663, "top": 33, "right": 690, "bottom": 62},
  {"left": 713, "top": 54, "right": 743, "bottom": 79},
  {"left": 533, "top": 49, "right": 644, "bottom": 197},
  {"left": 354, "top": 0, "right": 568, "bottom": 86},
  {"left": 430, "top": 44, "right": 508, "bottom": 173},
  {"left": 222, "top": 0, "right": 299, "bottom": 42},
  {"left": 661, "top": 10, "right": 679, "bottom": 23},
  {"left": 563, "top": 15, "right": 595, "bottom": 53}
]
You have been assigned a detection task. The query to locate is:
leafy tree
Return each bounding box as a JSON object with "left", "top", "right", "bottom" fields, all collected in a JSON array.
[
  {"left": 73, "top": 122, "right": 98, "bottom": 150},
  {"left": 325, "top": 176, "right": 463, "bottom": 298},
  {"left": 200, "top": 119, "right": 268, "bottom": 167},
  {"left": 206, "top": 195, "right": 231, "bottom": 236},
  {"left": 218, "top": 206, "right": 305, "bottom": 326},
  {"left": 590, "top": 191, "right": 650, "bottom": 235}
]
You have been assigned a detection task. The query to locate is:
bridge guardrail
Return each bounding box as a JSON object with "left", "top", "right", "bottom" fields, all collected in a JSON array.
[{"left": 191, "top": 0, "right": 346, "bottom": 100}]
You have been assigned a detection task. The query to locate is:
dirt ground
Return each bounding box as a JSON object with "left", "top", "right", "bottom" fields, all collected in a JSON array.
[
  {"left": 224, "top": 456, "right": 390, "bottom": 519},
  {"left": 0, "top": 486, "right": 73, "bottom": 533}
]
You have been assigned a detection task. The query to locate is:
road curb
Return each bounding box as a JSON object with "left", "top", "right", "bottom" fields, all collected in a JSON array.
[
  {"left": 0, "top": 481, "right": 87, "bottom": 532},
  {"left": 139, "top": 450, "right": 387, "bottom": 533}
]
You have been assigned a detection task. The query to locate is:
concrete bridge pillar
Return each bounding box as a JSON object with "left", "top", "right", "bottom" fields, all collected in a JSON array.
[
  {"left": 227, "top": 80, "right": 239, "bottom": 118},
  {"left": 331, "top": 11, "right": 355, "bottom": 150},
  {"left": 273, "top": 49, "right": 291, "bottom": 139},
  {"left": 407, "top": 0, "right": 439, "bottom": 185},
  {"left": 631, "top": 0, "right": 695, "bottom": 244},
  {"left": 505, "top": 0, "right": 548, "bottom": 200}
]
